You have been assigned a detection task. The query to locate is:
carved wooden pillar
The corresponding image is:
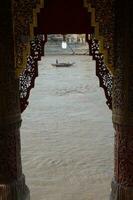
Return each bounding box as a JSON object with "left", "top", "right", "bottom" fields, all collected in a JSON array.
[
  {"left": 110, "top": 1, "right": 133, "bottom": 199},
  {"left": 0, "top": 1, "right": 30, "bottom": 200}
]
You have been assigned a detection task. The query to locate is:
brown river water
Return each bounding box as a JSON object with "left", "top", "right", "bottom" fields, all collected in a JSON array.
[{"left": 21, "top": 55, "right": 114, "bottom": 200}]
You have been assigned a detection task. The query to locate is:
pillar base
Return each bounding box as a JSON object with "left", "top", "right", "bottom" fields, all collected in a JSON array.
[
  {"left": 110, "top": 179, "right": 133, "bottom": 200},
  {"left": 0, "top": 175, "right": 30, "bottom": 200}
]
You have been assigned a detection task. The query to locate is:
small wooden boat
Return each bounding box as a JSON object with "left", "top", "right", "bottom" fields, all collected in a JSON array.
[{"left": 51, "top": 62, "right": 75, "bottom": 67}]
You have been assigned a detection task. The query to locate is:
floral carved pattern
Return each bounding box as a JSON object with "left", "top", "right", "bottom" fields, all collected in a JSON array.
[
  {"left": 19, "top": 37, "right": 45, "bottom": 113},
  {"left": 84, "top": 0, "right": 114, "bottom": 110},
  {"left": 94, "top": 0, "right": 114, "bottom": 64},
  {"left": 84, "top": 0, "right": 115, "bottom": 71},
  {"left": 19, "top": 56, "right": 38, "bottom": 113},
  {"left": 88, "top": 39, "right": 113, "bottom": 109},
  {"left": 12, "top": 0, "right": 45, "bottom": 113},
  {"left": 13, "top": 0, "right": 44, "bottom": 77},
  {"left": 13, "top": 0, "right": 33, "bottom": 72}
]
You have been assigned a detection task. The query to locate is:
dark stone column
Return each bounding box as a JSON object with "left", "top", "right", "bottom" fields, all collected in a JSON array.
[
  {"left": 0, "top": 1, "right": 30, "bottom": 199},
  {"left": 110, "top": 1, "right": 133, "bottom": 199}
]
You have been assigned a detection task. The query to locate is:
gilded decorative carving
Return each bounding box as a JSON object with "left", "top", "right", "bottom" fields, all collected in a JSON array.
[
  {"left": 84, "top": 0, "right": 115, "bottom": 74},
  {"left": 11, "top": 0, "right": 46, "bottom": 112},
  {"left": 13, "top": 0, "right": 44, "bottom": 77},
  {"left": 84, "top": 0, "right": 114, "bottom": 110},
  {"left": 19, "top": 37, "right": 45, "bottom": 113},
  {"left": 88, "top": 38, "right": 113, "bottom": 109},
  {"left": 13, "top": 0, "right": 32, "bottom": 76}
]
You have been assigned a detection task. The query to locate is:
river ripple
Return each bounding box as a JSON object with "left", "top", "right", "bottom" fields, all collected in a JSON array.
[{"left": 21, "top": 55, "right": 114, "bottom": 200}]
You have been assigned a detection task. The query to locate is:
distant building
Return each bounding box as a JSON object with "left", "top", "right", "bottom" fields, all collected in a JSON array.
[{"left": 48, "top": 34, "right": 86, "bottom": 44}]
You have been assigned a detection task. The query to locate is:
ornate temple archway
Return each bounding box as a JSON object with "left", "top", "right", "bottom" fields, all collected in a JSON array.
[{"left": 0, "top": 0, "right": 132, "bottom": 199}]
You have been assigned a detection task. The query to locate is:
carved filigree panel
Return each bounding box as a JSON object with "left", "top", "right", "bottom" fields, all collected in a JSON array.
[
  {"left": 13, "top": 0, "right": 44, "bottom": 77},
  {"left": 19, "top": 37, "right": 45, "bottom": 113},
  {"left": 88, "top": 39, "right": 113, "bottom": 109},
  {"left": 19, "top": 56, "right": 38, "bottom": 113},
  {"left": 84, "top": 0, "right": 115, "bottom": 71}
]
